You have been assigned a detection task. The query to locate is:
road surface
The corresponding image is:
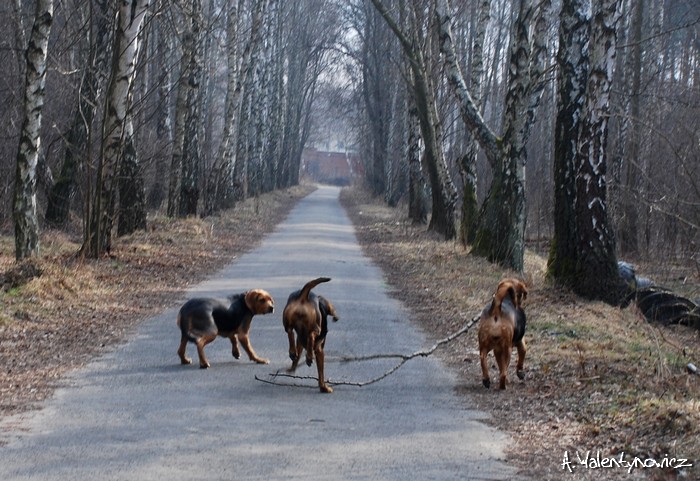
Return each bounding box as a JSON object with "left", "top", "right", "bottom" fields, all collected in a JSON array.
[{"left": 0, "top": 186, "right": 520, "bottom": 480}]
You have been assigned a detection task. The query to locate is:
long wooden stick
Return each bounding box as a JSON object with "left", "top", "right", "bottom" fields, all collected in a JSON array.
[{"left": 255, "top": 314, "right": 480, "bottom": 389}]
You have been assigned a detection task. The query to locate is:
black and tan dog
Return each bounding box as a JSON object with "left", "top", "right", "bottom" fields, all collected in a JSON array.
[
  {"left": 283, "top": 277, "right": 339, "bottom": 393},
  {"left": 177, "top": 289, "right": 274, "bottom": 368},
  {"left": 478, "top": 278, "right": 528, "bottom": 390}
]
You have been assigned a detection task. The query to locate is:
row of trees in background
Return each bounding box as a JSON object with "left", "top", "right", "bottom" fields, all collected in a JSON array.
[
  {"left": 2, "top": 0, "right": 698, "bottom": 303},
  {"left": 3, "top": 0, "right": 342, "bottom": 258},
  {"left": 351, "top": 0, "right": 698, "bottom": 303}
]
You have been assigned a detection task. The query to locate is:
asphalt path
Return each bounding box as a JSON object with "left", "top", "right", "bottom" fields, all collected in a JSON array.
[{"left": 0, "top": 185, "right": 519, "bottom": 480}]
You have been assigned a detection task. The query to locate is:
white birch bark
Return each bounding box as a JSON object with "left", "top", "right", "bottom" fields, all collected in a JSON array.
[
  {"left": 13, "top": 0, "right": 54, "bottom": 260},
  {"left": 86, "top": 0, "right": 149, "bottom": 256},
  {"left": 573, "top": 0, "right": 623, "bottom": 302}
]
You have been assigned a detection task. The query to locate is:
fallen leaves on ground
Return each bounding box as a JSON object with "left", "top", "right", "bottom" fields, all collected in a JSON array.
[{"left": 339, "top": 185, "right": 700, "bottom": 481}]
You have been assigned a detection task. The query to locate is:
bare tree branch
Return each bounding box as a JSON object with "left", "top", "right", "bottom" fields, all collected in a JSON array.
[{"left": 255, "top": 313, "right": 480, "bottom": 389}]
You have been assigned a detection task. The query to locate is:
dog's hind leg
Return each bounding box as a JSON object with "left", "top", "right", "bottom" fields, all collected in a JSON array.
[
  {"left": 495, "top": 345, "right": 511, "bottom": 390},
  {"left": 195, "top": 334, "right": 217, "bottom": 369},
  {"left": 515, "top": 339, "right": 527, "bottom": 380},
  {"left": 479, "top": 347, "right": 491, "bottom": 388},
  {"left": 229, "top": 334, "right": 241, "bottom": 359},
  {"left": 178, "top": 335, "right": 192, "bottom": 365},
  {"left": 305, "top": 332, "right": 316, "bottom": 367},
  {"left": 286, "top": 329, "right": 298, "bottom": 363}
]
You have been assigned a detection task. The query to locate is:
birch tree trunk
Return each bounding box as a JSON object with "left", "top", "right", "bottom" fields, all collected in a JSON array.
[
  {"left": 548, "top": 0, "right": 624, "bottom": 304},
  {"left": 547, "top": 0, "right": 590, "bottom": 285},
  {"left": 147, "top": 7, "right": 174, "bottom": 210},
  {"left": 204, "top": 0, "right": 244, "bottom": 215},
  {"left": 13, "top": 0, "right": 54, "bottom": 260},
  {"left": 371, "top": 0, "right": 458, "bottom": 240},
  {"left": 232, "top": 0, "right": 269, "bottom": 201},
  {"left": 572, "top": 0, "right": 624, "bottom": 302},
  {"left": 407, "top": 102, "right": 429, "bottom": 225},
  {"left": 179, "top": 0, "right": 204, "bottom": 216},
  {"left": 458, "top": 0, "right": 490, "bottom": 245},
  {"left": 436, "top": 0, "right": 550, "bottom": 269},
  {"left": 83, "top": 0, "right": 149, "bottom": 257},
  {"left": 616, "top": 0, "right": 643, "bottom": 256}
]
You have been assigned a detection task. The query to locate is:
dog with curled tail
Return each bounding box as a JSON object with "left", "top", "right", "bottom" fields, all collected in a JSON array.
[
  {"left": 478, "top": 278, "right": 528, "bottom": 390},
  {"left": 283, "top": 277, "right": 339, "bottom": 393}
]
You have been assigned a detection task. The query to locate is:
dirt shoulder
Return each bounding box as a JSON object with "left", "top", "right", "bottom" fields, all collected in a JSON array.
[
  {"left": 339, "top": 185, "right": 700, "bottom": 481},
  {"left": 0, "top": 185, "right": 315, "bottom": 422}
]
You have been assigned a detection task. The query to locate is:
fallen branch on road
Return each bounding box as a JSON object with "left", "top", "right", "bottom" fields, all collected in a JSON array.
[{"left": 255, "top": 314, "right": 480, "bottom": 389}]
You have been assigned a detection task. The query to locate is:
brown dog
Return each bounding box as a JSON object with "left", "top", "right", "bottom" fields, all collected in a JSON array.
[
  {"left": 282, "top": 277, "right": 339, "bottom": 393},
  {"left": 478, "top": 278, "right": 528, "bottom": 389},
  {"left": 177, "top": 289, "right": 274, "bottom": 368}
]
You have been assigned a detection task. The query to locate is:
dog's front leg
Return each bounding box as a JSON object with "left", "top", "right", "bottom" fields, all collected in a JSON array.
[
  {"left": 238, "top": 333, "right": 269, "bottom": 364},
  {"left": 315, "top": 344, "right": 332, "bottom": 393}
]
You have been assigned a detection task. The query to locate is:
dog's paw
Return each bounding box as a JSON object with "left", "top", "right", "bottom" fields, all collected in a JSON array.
[
  {"left": 289, "top": 352, "right": 298, "bottom": 362},
  {"left": 180, "top": 357, "right": 192, "bottom": 365},
  {"left": 305, "top": 358, "right": 313, "bottom": 367},
  {"left": 516, "top": 370, "right": 525, "bottom": 380},
  {"left": 232, "top": 350, "right": 241, "bottom": 359},
  {"left": 482, "top": 378, "right": 491, "bottom": 389},
  {"left": 199, "top": 362, "right": 210, "bottom": 369},
  {"left": 320, "top": 384, "right": 333, "bottom": 394},
  {"left": 256, "top": 358, "right": 270, "bottom": 365}
]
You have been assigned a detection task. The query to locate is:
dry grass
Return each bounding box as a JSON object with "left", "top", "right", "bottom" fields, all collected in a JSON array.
[
  {"left": 340, "top": 185, "right": 700, "bottom": 481},
  {"left": 0, "top": 185, "right": 315, "bottom": 420}
]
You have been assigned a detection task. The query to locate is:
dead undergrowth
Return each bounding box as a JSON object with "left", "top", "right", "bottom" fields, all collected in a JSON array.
[
  {"left": 0, "top": 185, "right": 314, "bottom": 421},
  {"left": 1, "top": 183, "right": 698, "bottom": 480},
  {"left": 339, "top": 185, "right": 700, "bottom": 481}
]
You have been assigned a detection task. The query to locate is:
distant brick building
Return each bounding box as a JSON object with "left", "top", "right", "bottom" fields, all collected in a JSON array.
[{"left": 301, "top": 148, "right": 363, "bottom": 186}]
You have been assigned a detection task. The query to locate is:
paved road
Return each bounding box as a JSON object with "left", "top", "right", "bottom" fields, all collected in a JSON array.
[{"left": 0, "top": 186, "right": 519, "bottom": 480}]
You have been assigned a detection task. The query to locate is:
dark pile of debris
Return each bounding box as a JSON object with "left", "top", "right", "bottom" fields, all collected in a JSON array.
[{"left": 619, "top": 261, "right": 700, "bottom": 329}]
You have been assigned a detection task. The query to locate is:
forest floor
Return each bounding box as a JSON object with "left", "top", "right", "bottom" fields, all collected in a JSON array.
[
  {"left": 339, "top": 185, "right": 700, "bottom": 481},
  {"left": 1, "top": 183, "right": 699, "bottom": 480}
]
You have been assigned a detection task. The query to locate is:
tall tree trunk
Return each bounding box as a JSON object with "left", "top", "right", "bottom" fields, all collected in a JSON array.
[
  {"left": 179, "top": 0, "right": 204, "bottom": 217},
  {"left": 13, "top": 0, "right": 54, "bottom": 260},
  {"left": 407, "top": 102, "right": 428, "bottom": 225},
  {"left": 617, "top": 0, "right": 643, "bottom": 256},
  {"left": 117, "top": 124, "right": 147, "bottom": 235},
  {"left": 548, "top": 0, "right": 624, "bottom": 304},
  {"left": 458, "top": 0, "right": 490, "bottom": 245},
  {"left": 437, "top": 0, "right": 550, "bottom": 268},
  {"left": 371, "top": 0, "right": 458, "bottom": 240},
  {"left": 547, "top": 0, "right": 589, "bottom": 285},
  {"left": 205, "top": 0, "right": 244, "bottom": 215},
  {"left": 83, "top": 0, "right": 149, "bottom": 257},
  {"left": 572, "top": 0, "right": 623, "bottom": 303},
  {"left": 147, "top": 7, "right": 174, "bottom": 210},
  {"left": 472, "top": 0, "right": 550, "bottom": 271},
  {"left": 232, "top": 0, "right": 269, "bottom": 202}
]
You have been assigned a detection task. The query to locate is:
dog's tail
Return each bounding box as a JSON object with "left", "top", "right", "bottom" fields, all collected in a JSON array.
[{"left": 299, "top": 277, "right": 331, "bottom": 302}]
